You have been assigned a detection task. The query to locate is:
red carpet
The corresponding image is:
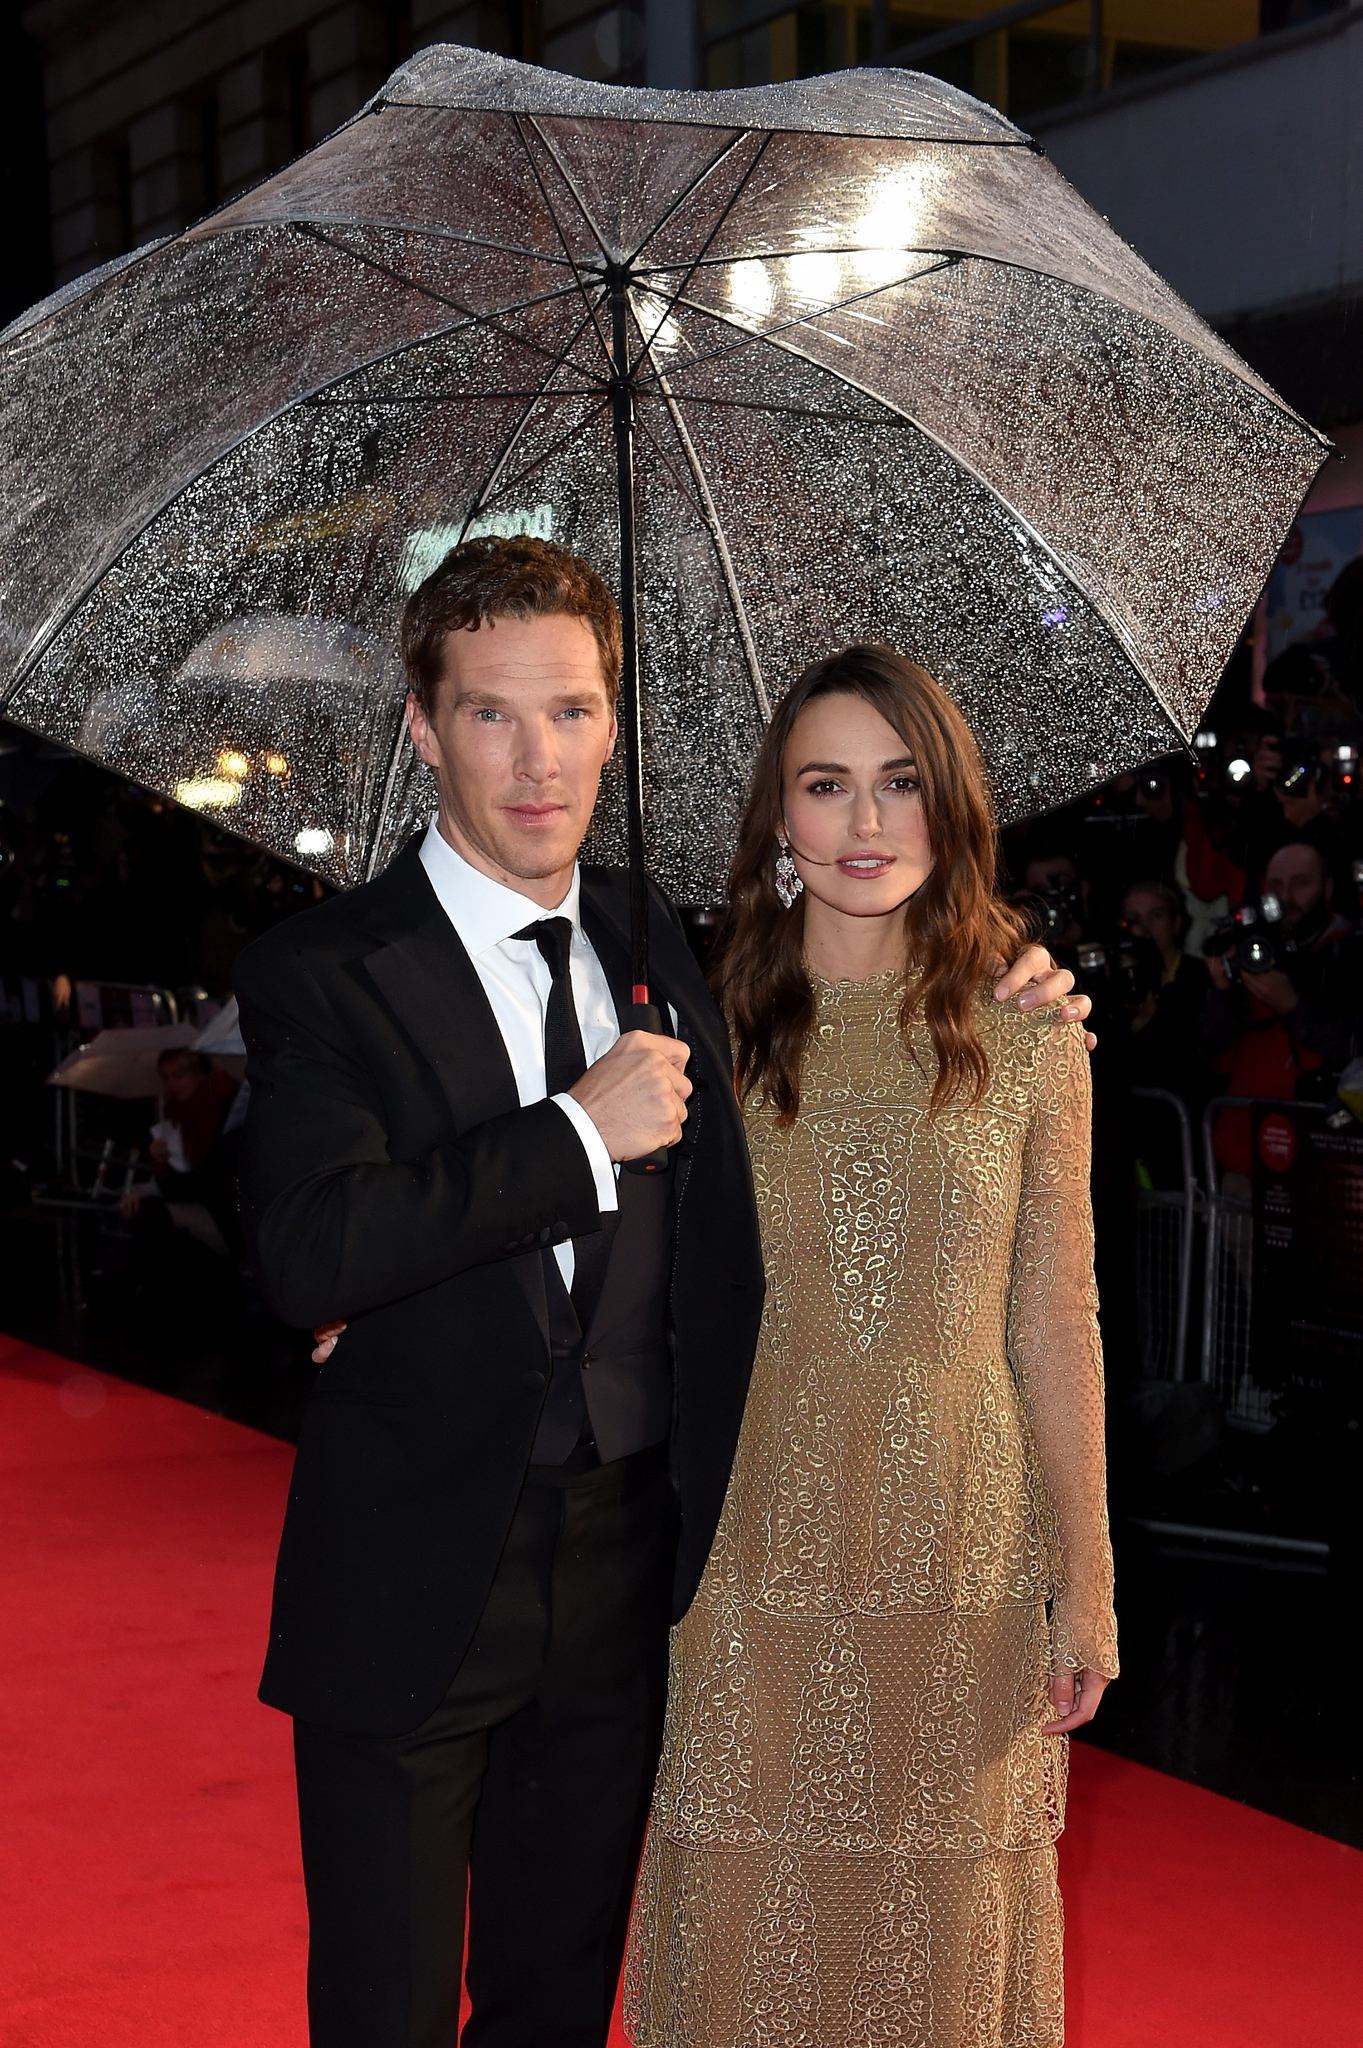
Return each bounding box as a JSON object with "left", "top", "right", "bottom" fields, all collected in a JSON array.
[{"left": 2, "top": 1332, "right": 1360, "bottom": 2047}]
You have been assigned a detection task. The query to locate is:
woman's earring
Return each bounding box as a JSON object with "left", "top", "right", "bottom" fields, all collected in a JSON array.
[{"left": 774, "top": 840, "right": 804, "bottom": 910}]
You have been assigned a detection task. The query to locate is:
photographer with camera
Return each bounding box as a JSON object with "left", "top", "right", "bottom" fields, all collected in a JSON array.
[
  {"left": 1016, "top": 846, "right": 1085, "bottom": 954},
  {"left": 1067, "top": 883, "right": 1212, "bottom": 1202},
  {"left": 1114, "top": 882, "right": 1212, "bottom": 1103},
  {"left": 1202, "top": 840, "right": 1363, "bottom": 1180}
]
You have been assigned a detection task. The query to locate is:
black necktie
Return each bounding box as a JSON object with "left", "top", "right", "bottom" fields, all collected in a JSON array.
[
  {"left": 514, "top": 916, "right": 612, "bottom": 1334},
  {"left": 514, "top": 917, "right": 587, "bottom": 1095}
]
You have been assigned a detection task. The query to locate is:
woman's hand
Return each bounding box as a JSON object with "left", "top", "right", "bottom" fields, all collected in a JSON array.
[
  {"left": 1042, "top": 1667, "right": 1109, "bottom": 1735},
  {"left": 312, "top": 1321, "right": 346, "bottom": 1365},
  {"left": 991, "top": 944, "right": 1097, "bottom": 1051}
]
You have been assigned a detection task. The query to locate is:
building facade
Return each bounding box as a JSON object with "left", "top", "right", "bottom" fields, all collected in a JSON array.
[
  {"left": 18, "top": 0, "right": 700, "bottom": 288},
  {"left": 14, "top": 0, "right": 1359, "bottom": 446}
]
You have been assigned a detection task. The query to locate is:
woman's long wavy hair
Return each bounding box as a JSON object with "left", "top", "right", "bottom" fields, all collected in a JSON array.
[{"left": 712, "top": 645, "right": 1028, "bottom": 1124}]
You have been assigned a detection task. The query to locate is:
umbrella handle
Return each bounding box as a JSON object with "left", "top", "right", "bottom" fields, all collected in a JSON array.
[{"left": 621, "top": 1001, "right": 673, "bottom": 1176}]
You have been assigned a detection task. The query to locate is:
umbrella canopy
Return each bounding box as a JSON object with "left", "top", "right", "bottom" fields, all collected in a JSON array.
[
  {"left": 0, "top": 46, "right": 1327, "bottom": 910},
  {"left": 48, "top": 1024, "right": 200, "bottom": 1099}
]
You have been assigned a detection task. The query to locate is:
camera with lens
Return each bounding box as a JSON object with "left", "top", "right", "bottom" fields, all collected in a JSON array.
[
  {"left": 1274, "top": 744, "right": 1326, "bottom": 800},
  {"left": 1203, "top": 893, "right": 1285, "bottom": 979},
  {"left": 1020, "top": 878, "right": 1079, "bottom": 944},
  {"left": 1075, "top": 926, "right": 1164, "bottom": 1010},
  {"left": 1193, "top": 728, "right": 1257, "bottom": 794}
]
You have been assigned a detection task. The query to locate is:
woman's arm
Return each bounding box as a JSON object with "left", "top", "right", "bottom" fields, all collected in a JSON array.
[{"left": 1007, "top": 1020, "right": 1119, "bottom": 1725}]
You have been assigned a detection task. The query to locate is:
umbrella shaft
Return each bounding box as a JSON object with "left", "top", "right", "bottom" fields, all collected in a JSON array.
[{"left": 607, "top": 264, "right": 650, "bottom": 1004}]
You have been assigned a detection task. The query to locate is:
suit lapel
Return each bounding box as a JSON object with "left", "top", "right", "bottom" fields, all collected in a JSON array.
[
  {"left": 357, "top": 843, "right": 547, "bottom": 1343},
  {"left": 579, "top": 903, "right": 642, "bottom": 1034},
  {"left": 359, "top": 845, "right": 519, "bottom": 1133},
  {"left": 580, "top": 874, "right": 728, "bottom": 1078}
]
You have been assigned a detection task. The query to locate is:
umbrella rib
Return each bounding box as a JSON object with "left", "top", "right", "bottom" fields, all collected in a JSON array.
[
  {"left": 633, "top": 132, "right": 776, "bottom": 359},
  {"left": 453, "top": 303, "right": 607, "bottom": 542},
  {"left": 305, "top": 389, "right": 605, "bottom": 405},
  {"left": 639, "top": 390, "right": 910, "bottom": 427},
  {"left": 472, "top": 394, "right": 614, "bottom": 516},
  {"left": 520, "top": 116, "right": 612, "bottom": 259},
  {"left": 750, "top": 321, "right": 1181, "bottom": 725},
  {"left": 630, "top": 400, "right": 700, "bottom": 505},
  {"left": 632, "top": 356, "right": 771, "bottom": 726},
  {"left": 643, "top": 243, "right": 1331, "bottom": 445},
  {"left": 633, "top": 259, "right": 957, "bottom": 389},
  {"left": 0, "top": 299, "right": 602, "bottom": 711},
  {"left": 512, "top": 117, "right": 615, "bottom": 373},
  {"left": 198, "top": 212, "right": 575, "bottom": 270},
  {"left": 624, "top": 129, "right": 762, "bottom": 268},
  {"left": 362, "top": 700, "right": 421, "bottom": 885},
  {"left": 634, "top": 244, "right": 965, "bottom": 272},
  {"left": 292, "top": 223, "right": 609, "bottom": 385}
]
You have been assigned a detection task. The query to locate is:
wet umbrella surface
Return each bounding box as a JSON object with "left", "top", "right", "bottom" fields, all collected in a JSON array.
[{"left": 0, "top": 46, "right": 1328, "bottom": 906}]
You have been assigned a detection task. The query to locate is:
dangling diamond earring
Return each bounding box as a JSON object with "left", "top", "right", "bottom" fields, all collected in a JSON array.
[{"left": 774, "top": 839, "right": 804, "bottom": 910}]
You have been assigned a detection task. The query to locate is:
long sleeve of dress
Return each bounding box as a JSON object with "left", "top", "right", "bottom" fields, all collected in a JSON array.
[{"left": 1007, "top": 1021, "right": 1119, "bottom": 1679}]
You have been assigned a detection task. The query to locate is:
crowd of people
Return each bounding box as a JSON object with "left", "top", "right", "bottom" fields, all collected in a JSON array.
[{"left": 1001, "top": 650, "right": 1363, "bottom": 1196}]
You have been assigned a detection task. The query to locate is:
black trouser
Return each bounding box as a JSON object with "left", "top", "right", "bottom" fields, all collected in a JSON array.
[{"left": 292, "top": 1445, "right": 678, "bottom": 2048}]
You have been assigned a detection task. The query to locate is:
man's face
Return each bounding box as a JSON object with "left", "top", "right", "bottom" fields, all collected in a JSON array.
[
  {"left": 1024, "top": 856, "right": 1076, "bottom": 895},
  {"left": 160, "top": 1056, "right": 204, "bottom": 1104},
  {"left": 1123, "top": 889, "right": 1179, "bottom": 960},
  {"left": 1264, "top": 844, "right": 1329, "bottom": 932},
  {"left": 406, "top": 613, "right": 618, "bottom": 890}
]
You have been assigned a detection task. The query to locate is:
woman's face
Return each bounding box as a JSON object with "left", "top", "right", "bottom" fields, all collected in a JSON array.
[{"left": 782, "top": 692, "right": 934, "bottom": 920}]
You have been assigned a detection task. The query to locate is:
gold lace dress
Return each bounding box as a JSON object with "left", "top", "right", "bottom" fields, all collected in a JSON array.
[{"left": 626, "top": 975, "right": 1118, "bottom": 2048}]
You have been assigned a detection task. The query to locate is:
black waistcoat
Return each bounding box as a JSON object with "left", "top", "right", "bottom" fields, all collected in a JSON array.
[{"left": 530, "top": 918, "right": 676, "bottom": 1466}]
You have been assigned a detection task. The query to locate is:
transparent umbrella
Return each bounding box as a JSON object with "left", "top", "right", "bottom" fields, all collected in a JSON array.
[{"left": 0, "top": 45, "right": 1327, "bottom": 993}]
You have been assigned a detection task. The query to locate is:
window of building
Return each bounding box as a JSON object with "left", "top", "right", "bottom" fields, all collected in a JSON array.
[
  {"left": 111, "top": 139, "right": 133, "bottom": 254},
  {"left": 286, "top": 45, "right": 311, "bottom": 158},
  {"left": 384, "top": 4, "right": 414, "bottom": 70},
  {"left": 542, "top": 2, "right": 648, "bottom": 84},
  {"left": 699, "top": 2, "right": 1312, "bottom": 118},
  {"left": 200, "top": 97, "right": 220, "bottom": 210}
]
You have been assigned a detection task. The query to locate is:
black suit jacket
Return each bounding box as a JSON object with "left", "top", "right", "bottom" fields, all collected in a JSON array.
[{"left": 233, "top": 841, "right": 764, "bottom": 1737}]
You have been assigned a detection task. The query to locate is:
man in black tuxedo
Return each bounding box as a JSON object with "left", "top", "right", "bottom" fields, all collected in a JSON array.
[{"left": 234, "top": 536, "right": 1085, "bottom": 2048}]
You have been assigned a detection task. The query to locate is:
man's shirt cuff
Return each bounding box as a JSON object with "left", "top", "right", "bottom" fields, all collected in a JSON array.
[{"left": 551, "top": 1093, "right": 619, "bottom": 1213}]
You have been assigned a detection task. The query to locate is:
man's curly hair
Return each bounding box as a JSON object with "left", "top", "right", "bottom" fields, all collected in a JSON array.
[{"left": 400, "top": 534, "right": 623, "bottom": 713}]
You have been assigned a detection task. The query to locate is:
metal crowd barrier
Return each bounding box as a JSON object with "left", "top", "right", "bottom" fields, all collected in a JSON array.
[
  {"left": 1129, "top": 1087, "right": 1197, "bottom": 1383},
  {"left": 46, "top": 980, "right": 182, "bottom": 1195},
  {"left": 0, "top": 972, "right": 54, "bottom": 1029},
  {"left": 1127, "top": 1088, "right": 1318, "bottom": 1429},
  {"left": 1198, "top": 1095, "right": 1264, "bottom": 1428}
]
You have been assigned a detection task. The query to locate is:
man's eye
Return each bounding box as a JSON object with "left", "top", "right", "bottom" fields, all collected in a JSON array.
[
  {"left": 475, "top": 708, "right": 502, "bottom": 722},
  {"left": 558, "top": 707, "right": 587, "bottom": 720}
]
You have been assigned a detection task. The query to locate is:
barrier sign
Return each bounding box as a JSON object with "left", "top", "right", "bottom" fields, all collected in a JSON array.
[{"left": 1265, "top": 507, "right": 1363, "bottom": 661}]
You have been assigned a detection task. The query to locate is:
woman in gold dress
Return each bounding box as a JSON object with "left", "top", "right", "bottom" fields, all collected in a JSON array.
[{"left": 627, "top": 647, "right": 1118, "bottom": 2048}]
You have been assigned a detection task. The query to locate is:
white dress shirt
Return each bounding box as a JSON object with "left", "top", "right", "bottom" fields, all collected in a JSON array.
[{"left": 418, "top": 820, "right": 618, "bottom": 1291}]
